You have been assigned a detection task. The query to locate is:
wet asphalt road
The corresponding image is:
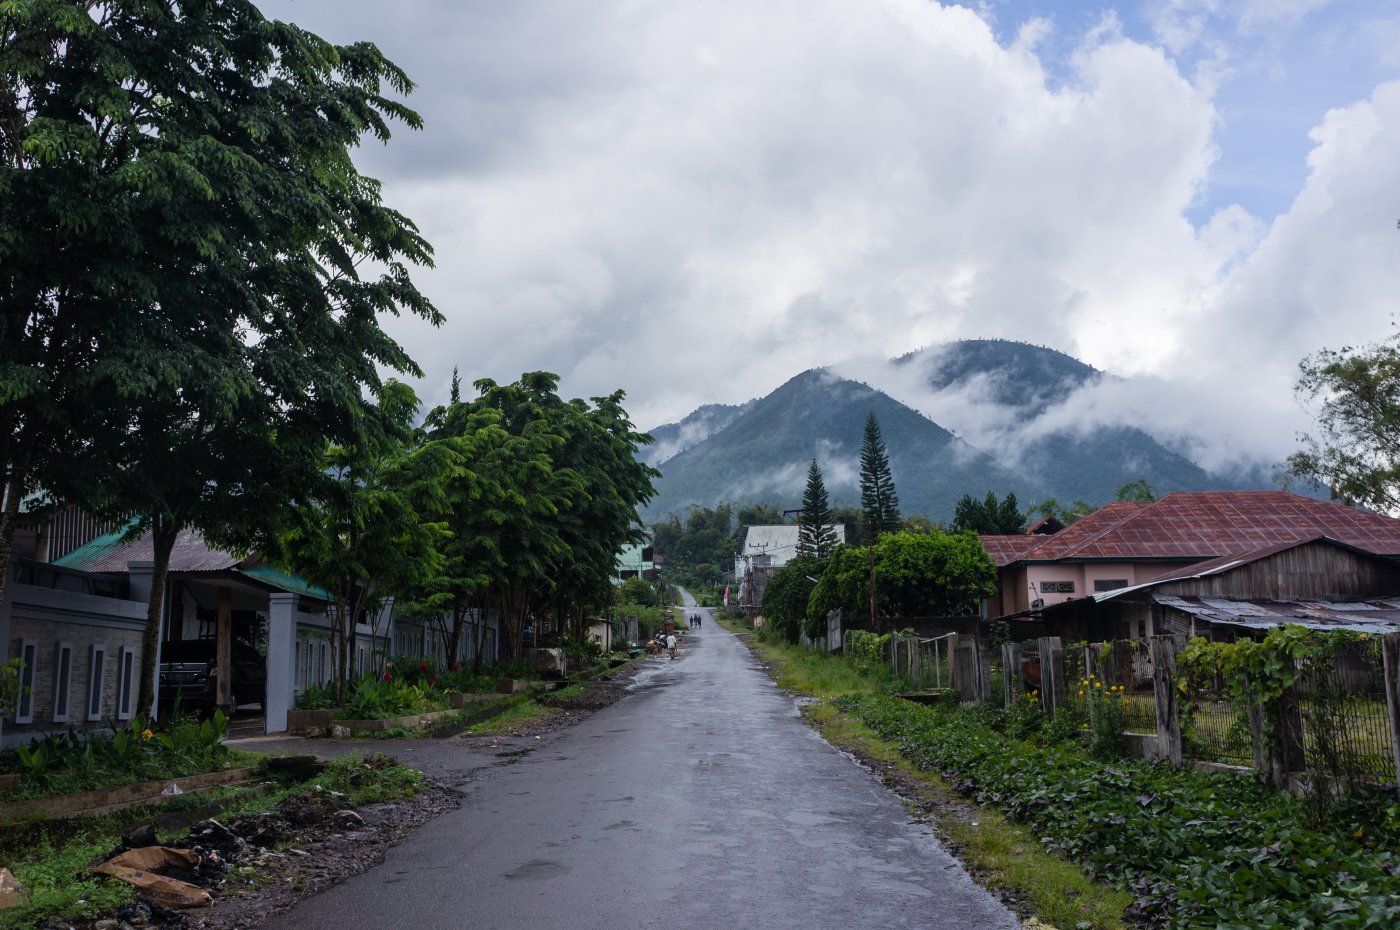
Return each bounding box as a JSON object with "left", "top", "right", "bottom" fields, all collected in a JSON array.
[{"left": 261, "top": 610, "right": 1018, "bottom": 930}]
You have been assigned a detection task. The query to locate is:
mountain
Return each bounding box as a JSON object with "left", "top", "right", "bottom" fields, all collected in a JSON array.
[
  {"left": 641, "top": 402, "right": 753, "bottom": 467},
  {"left": 899, "top": 340, "right": 1260, "bottom": 505},
  {"left": 642, "top": 339, "right": 1286, "bottom": 523},
  {"left": 900, "top": 339, "right": 1098, "bottom": 419},
  {"left": 642, "top": 369, "right": 1042, "bottom": 521}
]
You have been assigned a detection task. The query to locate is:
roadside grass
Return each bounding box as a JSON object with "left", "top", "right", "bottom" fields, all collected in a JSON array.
[
  {"left": 465, "top": 699, "right": 557, "bottom": 733},
  {"left": 739, "top": 632, "right": 1135, "bottom": 930},
  {"left": 0, "top": 753, "right": 420, "bottom": 930}
]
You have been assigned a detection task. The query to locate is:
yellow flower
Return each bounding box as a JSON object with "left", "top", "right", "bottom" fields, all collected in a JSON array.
[
  {"left": 1094, "top": 681, "right": 1103, "bottom": 688},
  {"left": 1077, "top": 689, "right": 1085, "bottom": 696},
  {"left": 1081, "top": 679, "right": 1089, "bottom": 686},
  {"left": 1088, "top": 674, "right": 1095, "bottom": 680},
  {"left": 140, "top": 728, "right": 153, "bottom": 742}
]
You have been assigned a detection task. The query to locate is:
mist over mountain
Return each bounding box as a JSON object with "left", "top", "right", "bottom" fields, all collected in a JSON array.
[{"left": 642, "top": 340, "right": 1284, "bottom": 523}]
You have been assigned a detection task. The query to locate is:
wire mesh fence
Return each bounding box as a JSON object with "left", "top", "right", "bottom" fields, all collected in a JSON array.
[
  {"left": 1293, "top": 640, "right": 1394, "bottom": 787},
  {"left": 1180, "top": 675, "right": 1254, "bottom": 767}
]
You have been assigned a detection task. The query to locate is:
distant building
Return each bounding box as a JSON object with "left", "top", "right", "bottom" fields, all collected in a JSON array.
[
  {"left": 736, "top": 524, "right": 846, "bottom": 612},
  {"left": 614, "top": 544, "right": 656, "bottom": 583}
]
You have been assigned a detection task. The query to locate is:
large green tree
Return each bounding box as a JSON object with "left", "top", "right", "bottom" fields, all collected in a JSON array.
[
  {"left": 951, "top": 491, "right": 1024, "bottom": 535},
  {"left": 271, "top": 383, "right": 449, "bottom": 701},
  {"left": 0, "top": 1, "right": 439, "bottom": 710},
  {"left": 859, "top": 412, "right": 901, "bottom": 537},
  {"left": 807, "top": 531, "right": 996, "bottom": 628},
  {"left": 1286, "top": 331, "right": 1400, "bottom": 513},
  {"left": 797, "top": 459, "right": 838, "bottom": 557},
  {"left": 761, "top": 553, "right": 823, "bottom": 644}
]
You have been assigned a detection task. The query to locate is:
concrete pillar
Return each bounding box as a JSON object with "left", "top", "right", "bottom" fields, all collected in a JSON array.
[
  {"left": 265, "top": 593, "right": 298, "bottom": 734},
  {"left": 216, "top": 587, "right": 232, "bottom": 711}
]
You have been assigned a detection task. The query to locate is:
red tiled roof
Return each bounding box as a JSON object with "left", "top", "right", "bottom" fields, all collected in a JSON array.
[{"left": 1011, "top": 492, "right": 1400, "bottom": 563}]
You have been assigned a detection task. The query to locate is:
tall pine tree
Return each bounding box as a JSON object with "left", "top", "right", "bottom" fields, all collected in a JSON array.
[
  {"left": 797, "top": 458, "right": 838, "bottom": 558},
  {"left": 859, "top": 412, "right": 901, "bottom": 536}
]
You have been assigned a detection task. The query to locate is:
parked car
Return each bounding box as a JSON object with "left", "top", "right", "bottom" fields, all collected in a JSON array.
[{"left": 158, "top": 639, "right": 266, "bottom": 712}]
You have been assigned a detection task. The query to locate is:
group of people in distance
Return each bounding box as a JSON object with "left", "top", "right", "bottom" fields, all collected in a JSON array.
[{"left": 687, "top": 613, "right": 702, "bottom": 630}]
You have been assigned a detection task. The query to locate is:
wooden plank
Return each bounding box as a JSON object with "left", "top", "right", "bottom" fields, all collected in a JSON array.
[
  {"left": 1038, "top": 637, "right": 1065, "bottom": 718},
  {"left": 1002, "top": 642, "right": 1021, "bottom": 707},
  {"left": 1151, "top": 635, "right": 1183, "bottom": 767}
]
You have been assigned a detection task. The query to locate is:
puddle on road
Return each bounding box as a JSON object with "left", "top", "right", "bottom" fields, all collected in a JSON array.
[{"left": 502, "top": 859, "right": 571, "bottom": 881}]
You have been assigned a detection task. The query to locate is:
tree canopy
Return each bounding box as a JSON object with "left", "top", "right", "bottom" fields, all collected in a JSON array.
[
  {"left": 1286, "top": 331, "right": 1400, "bottom": 513},
  {"left": 951, "top": 491, "right": 1024, "bottom": 535},
  {"left": 1, "top": 0, "right": 440, "bottom": 709},
  {"left": 807, "top": 530, "right": 996, "bottom": 628}
]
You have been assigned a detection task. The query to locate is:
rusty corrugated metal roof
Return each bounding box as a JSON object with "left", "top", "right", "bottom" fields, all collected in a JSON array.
[
  {"left": 979, "top": 535, "right": 1043, "bottom": 566},
  {"left": 55, "top": 527, "right": 243, "bottom": 574},
  {"left": 1008, "top": 492, "right": 1400, "bottom": 562}
]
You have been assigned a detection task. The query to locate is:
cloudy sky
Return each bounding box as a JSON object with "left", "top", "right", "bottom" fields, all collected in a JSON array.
[{"left": 263, "top": 0, "right": 1400, "bottom": 469}]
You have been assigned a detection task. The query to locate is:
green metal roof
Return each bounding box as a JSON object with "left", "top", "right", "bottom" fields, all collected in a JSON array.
[{"left": 239, "top": 565, "right": 333, "bottom": 603}]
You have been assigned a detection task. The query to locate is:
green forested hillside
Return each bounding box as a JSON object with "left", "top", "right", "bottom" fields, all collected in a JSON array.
[
  {"left": 642, "top": 369, "right": 1042, "bottom": 522},
  {"left": 642, "top": 339, "right": 1285, "bottom": 524}
]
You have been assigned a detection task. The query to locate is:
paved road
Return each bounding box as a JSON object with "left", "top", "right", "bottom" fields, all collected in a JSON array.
[{"left": 263, "top": 611, "right": 1018, "bottom": 930}]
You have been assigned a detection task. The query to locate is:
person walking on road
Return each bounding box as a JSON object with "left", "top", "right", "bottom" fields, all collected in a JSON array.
[{"left": 666, "top": 632, "right": 678, "bottom": 659}]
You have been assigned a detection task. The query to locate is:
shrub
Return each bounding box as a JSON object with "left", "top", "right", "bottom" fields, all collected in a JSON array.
[{"left": 837, "top": 693, "right": 1400, "bottom": 930}]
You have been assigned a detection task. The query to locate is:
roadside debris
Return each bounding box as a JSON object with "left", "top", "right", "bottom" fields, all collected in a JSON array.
[
  {"left": 91, "top": 847, "right": 213, "bottom": 909},
  {"left": 0, "top": 867, "right": 29, "bottom": 908}
]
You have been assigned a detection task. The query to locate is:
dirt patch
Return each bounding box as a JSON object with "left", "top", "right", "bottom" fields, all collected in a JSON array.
[{"left": 461, "top": 660, "right": 647, "bottom": 739}]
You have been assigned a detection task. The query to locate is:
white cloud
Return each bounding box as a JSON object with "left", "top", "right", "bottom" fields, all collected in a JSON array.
[{"left": 255, "top": 0, "right": 1400, "bottom": 478}]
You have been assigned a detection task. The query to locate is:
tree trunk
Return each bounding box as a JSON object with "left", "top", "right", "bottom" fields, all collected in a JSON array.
[
  {"left": 138, "top": 517, "right": 179, "bottom": 719},
  {"left": 471, "top": 589, "right": 490, "bottom": 675}
]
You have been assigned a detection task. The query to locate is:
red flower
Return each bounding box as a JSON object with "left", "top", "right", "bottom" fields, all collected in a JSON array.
[
  {"left": 427, "top": 679, "right": 436, "bottom": 687},
  {"left": 383, "top": 672, "right": 392, "bottom": 681},
  {"left": 451, "top": 662, "right": 461, "bottom": 672},
  {"left": 420, "top": 662, "right": 428, "bottom": 671}
]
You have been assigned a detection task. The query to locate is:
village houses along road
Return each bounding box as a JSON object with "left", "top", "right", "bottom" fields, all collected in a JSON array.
[{"left": 263, "top": 604, "right": 1018, "bottom": 930}]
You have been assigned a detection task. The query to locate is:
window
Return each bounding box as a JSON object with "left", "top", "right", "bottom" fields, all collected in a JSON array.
[
  {"left": 295, "top": 641, "right": 304, "bottom": 690},
  {"left": 52, "top": 641, "right": 74, "bottom": 723},
  {"left": 15, "top": 639, "right": 37, "bottom": 724},
  {"left": 1039, "top": 581, "right": 1075, "bottom": 594},
  {"left": 318, "top": 643, "right": 327, "bottom": 684},
  {"left": 116, "top": 646, "right": 136, "bottom": 720},
  {"left": 1093, "top": 579, "right": 1128, "bottom": 593},
  {"left": 87, "top": 644, "right": 108, "bottom": 721}
]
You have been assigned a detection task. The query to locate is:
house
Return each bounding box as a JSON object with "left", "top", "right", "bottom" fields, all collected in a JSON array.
[
  {"left": 615, "top": 544, "right": 657, "bottom": 583},
  {"left": 980, "top": 491, "right": 1400, "bottom": 630},
  {"left": 735, "top": 524, "right": 846, "bottom": 612},
  {"left": 1029, "top": 536, "right": 1400, "bottom": 643}
]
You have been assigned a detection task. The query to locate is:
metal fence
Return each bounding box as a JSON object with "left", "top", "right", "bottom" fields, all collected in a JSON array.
[{"left": 1293, "top": 641, "right": 1394, "bottom": 786}]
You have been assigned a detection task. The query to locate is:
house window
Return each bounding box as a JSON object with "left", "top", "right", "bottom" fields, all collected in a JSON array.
[
  {"left": 318, "top": 643, "right": 327, "bottom": 684},
  {"left": 116, "top": 647, "right": 136, "bottom": 720},
  {"left": 53, "top": 641, "right": 74, "bottom": 723},
  {"left": 1093, "top": 579, "right": 1128, "bottom": 593},
  {"left": 15, "top": 639, "right": 38, "bottom": 724},
  {"left": 1040, "top": 581, "right": 1076, "bottom": 594},
  {"left": 87, "top": 644, "right": 108, "bottom": 721},
  {"left": 294, "top": 641, "right": 304, "bottom": 690}
]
